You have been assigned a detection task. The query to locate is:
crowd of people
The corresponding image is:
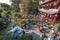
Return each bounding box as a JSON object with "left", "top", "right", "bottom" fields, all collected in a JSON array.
[
  {"left": 8, "top": 13, "right": 60, "bottom": 40},
  {"left": 23, "top": 14, "right": 60, "bottom": 40}
]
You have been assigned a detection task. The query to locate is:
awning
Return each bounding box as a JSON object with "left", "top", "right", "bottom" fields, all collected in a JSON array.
[
  {"left": 39, "top": 9, "right": 59, "bottom": 14},
  {"left": 8, "top": 26, "right": 24, "bottom": 37}
]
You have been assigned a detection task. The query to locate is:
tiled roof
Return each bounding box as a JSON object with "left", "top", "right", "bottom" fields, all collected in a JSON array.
[
  {"left": 39, "top": 9, "right": 59, "bottom": 14},
  {"left": 39, "top": 0, "right": 52, "bottom": 5}
]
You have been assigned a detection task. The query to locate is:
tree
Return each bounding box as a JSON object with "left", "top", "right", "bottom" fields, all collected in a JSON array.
[
  {"left": 0, "top": 3, "right": 12, "bottom": 11},
  {"left": 0, "top": 9, "right": 2, "bottom": 18},
  {"left": 0, "top": 33, "right": 35, "bottom": 40},
  {"left": 11, "top": 0, "right": 20, "bottom": 3},
  {"left": 11, "top": 10, "right": 23, "bottom": 19},
  {"left": 28, "top": 0, "right": 38, "bottom": 15},
  {"left": 53, "top": 23, "right": 60, "bottom": 32},
  {"left": 11, "top": 0, "right": 21, "bottom": 12},
  {"left": 0, "top": 3, "right": 11, "bottom": 31}
]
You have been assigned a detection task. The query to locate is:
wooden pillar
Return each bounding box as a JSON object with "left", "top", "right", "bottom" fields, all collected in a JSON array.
[
  {"left": 51, "top": 14, "right": 57, "bottom": 25},
  {"left": 46, "top": 14, "right": 49, "bottom": 20}
]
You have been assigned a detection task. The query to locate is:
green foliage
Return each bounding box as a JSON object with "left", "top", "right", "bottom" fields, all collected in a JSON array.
[
  {"left": 11, "top": 10, "right": 17, "bottom": 19},
  {"left": 0, "top": 3, "right": 11, "bottom": 11},
  {"left": 0, "top": 3, "right": 12, "bottom": 31},
  {"left": 11, "top": 0, "right": 21, "bottom": 12},
  {"left": 11, "top": 11, "right": 26, "bottom": 28},
  {"left": 53, "top": 23, "right": 60, "bottom": 32},
  {"left": 28, "top": 0, "right": 38, "bottom": 11},
  {"left": 11, "top": 0, "right": 20, "bottom": 3},
  {"left": 11, "top": 11, "right": 22, "bottom": 19},
  {"left": 1, "top": 11, "right": 7, "bottom": 20},
  {"left": 0, "top": 2, "right": 11, "bottom": 31},
  {"left": 0, "top": 33, "right": 12, "bottom": 40},
  {"left": 28, "top": 0, "right": 38, "bottom": 15},
  {"left": 18, "top": 34, "right": 33, "bottom": 40},
  {"left": 0, "top": 11, "right": 8, "bottom": 31},
  {"left": 0, "top": 33, "right": 34, "bottom": 40},
  {"left": 19, "top": 21, "right": 27, "bottom": 28}
]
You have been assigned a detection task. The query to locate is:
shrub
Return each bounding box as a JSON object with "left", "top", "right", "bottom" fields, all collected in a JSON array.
[
  {"left": 0, "top": 33, "right": 34, "bottom": 40},
  {"left": 18, "top": 34, "right": 33, "bottom": 40},
  {"left": 0, "top": 33, "right": 12, "bottom": 40},
  {"left": 53, "top": 23, "right": 60, "bottom": 32}
]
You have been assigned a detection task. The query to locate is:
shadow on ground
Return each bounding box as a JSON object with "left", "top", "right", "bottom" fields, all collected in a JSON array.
[{"left": 30, "top": 32, "right": 40, "bottom": 40}]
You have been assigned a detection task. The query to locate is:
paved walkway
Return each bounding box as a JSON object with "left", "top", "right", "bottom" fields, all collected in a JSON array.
[
  {"left": 25, "top": 25, "right": 41, "bottom": 40},
  {"left": 8, "top": 19, "right": 41, "bottom": 40}
]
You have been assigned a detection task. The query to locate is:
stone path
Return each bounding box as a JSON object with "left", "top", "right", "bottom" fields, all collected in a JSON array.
[
  {"left": 9, "top": 19, "right": 41, "bottom": 40},
  {"left": 25, "top": 25, "right": 41, "bottom": 40}
]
